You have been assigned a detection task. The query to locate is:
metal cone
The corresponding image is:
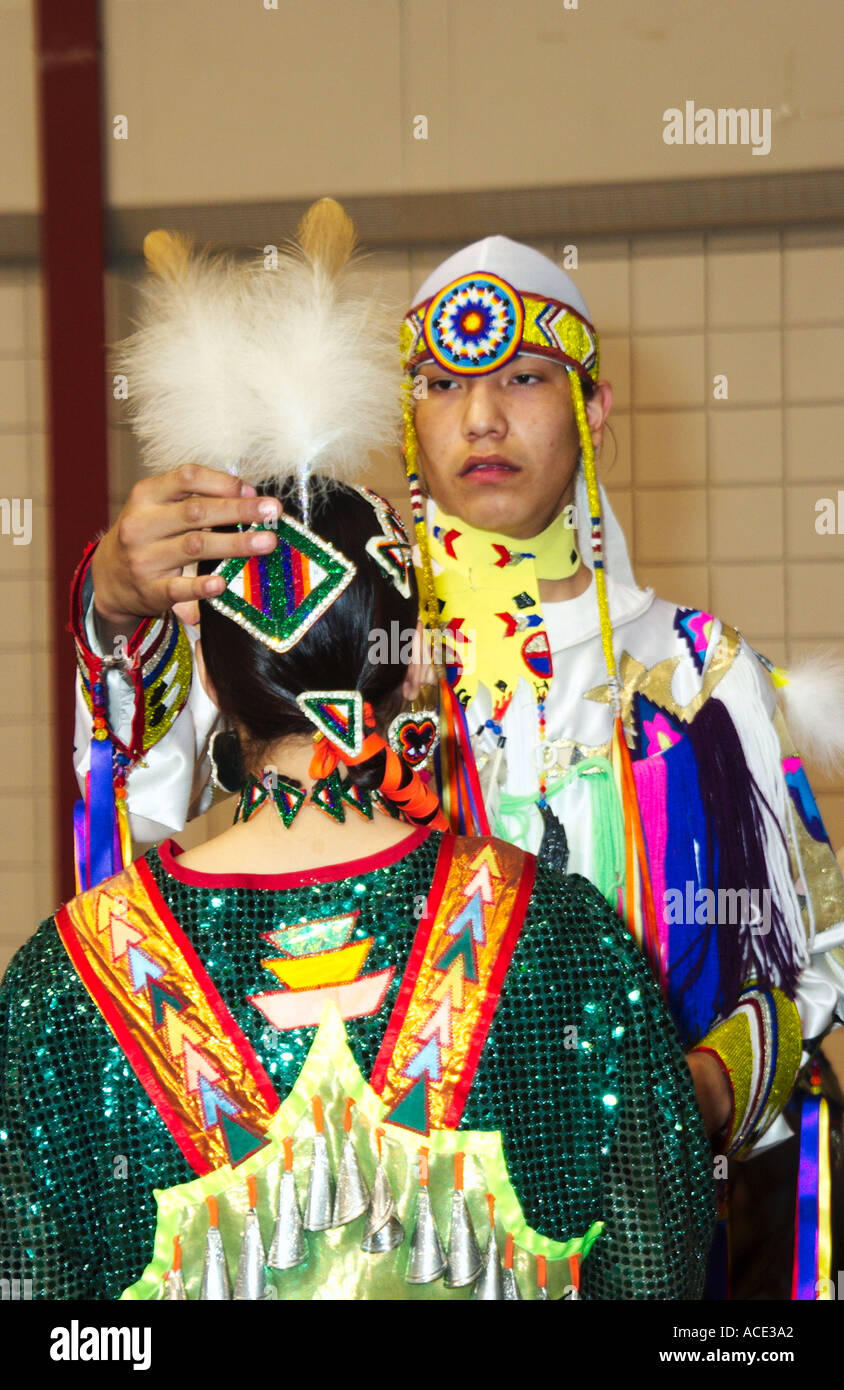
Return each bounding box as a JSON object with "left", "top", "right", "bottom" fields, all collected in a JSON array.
[
  {"left": 233, "top": 1209, "right": 267, "bottom": 1300},
  {"left": 502, "top": 1265, "right": 523, "bottom": 1300},
  {"left": 361, "top": 1162, "right": 404, "bottom": 1253},
  {"left": 472, "top": 1228, "right": 504, "bottom": 1300},
  {"left": 536, "top": 1285, "right": 549, "bottom": 1301},
  {"left": 200, "top": 1224, "right": 231, "bottom": 1300},
  {"left": 304, "top": 1132, "right": 335, "bottom": 1231},
  {"left": 332, "top": 1133, "right": 370, "bottom": 1226},
  {"left": 268, "top": 1169, "right": 308, "bottom": 1269},
  {"left": 444, "top": 1189, "right": 482, "bottom": 1287},
  {"left": 406, "top": 1186, "right": 447, "bottom": 1284},
  {"left": 164, "top": 1268, "right": 187, "bottom": 1300}
]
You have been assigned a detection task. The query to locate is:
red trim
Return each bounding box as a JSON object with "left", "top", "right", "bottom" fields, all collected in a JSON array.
[
  {"left": 157, "top": 825, "right": 433, "bottom": 889},
  {"left": 370, "top": 833, "right": 456, "bottom": 1091},
  {"left": 134, "top": 858, "right": 279, "bottom": 1114},
  {"left": 445, "top": 847, "right": 536, "bottom": 1127},
  {"left": 54, "top": 904, "right": 210, "bottom": 1175}
]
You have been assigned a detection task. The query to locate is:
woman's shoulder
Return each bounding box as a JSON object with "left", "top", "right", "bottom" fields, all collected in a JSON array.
[
  {"left": 0, "top": 913, "right": 82, "bottom": 1032},
  {"left": 521, "top": 863, "right": 664, "bottom": 998}
]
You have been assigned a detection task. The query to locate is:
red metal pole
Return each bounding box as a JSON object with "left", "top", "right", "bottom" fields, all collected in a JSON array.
[{"left": 35, "top": 0, "right": 109, "bottom": 901}]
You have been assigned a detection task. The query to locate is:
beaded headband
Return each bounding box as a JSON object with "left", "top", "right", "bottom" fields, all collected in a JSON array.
[{"left": 400, "top": 271, "right": 599, "bottom": 383}]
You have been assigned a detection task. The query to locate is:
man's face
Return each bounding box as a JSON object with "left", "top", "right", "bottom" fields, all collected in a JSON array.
[{"left": 413, "top": 354, "right": 611, "bottom": 540}]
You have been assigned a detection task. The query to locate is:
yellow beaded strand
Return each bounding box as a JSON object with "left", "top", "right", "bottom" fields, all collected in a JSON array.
[
  {"left": 568, "top": 369, "right": 621, "bottom": 716},
  {"left": 401, "top": 377, "right": 440, "bottom": 634}
]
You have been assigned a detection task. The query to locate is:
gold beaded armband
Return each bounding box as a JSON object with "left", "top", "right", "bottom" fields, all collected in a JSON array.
[{"left": 691, "top": 985, "right": 802, "bottom": 1157}]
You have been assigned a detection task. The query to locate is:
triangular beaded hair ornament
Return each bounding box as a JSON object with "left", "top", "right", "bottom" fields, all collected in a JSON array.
[{"left": 354, "top": 485, "right": 414, "bottom": 600}]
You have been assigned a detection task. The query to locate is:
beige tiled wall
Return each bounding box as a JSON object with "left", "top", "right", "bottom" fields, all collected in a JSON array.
[
  {"left": 0, "top": 266, "right": 53, "bottom": 976},
  {"left": 2, "top": 220, "right": 843, "bottom": 975}
]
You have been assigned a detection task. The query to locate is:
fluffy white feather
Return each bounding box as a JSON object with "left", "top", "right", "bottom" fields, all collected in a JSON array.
[
  {"left": 117, "top": 208, "right": 403, "bottom": 488},
  {"left": 778, "top": 648, "right": 844, "bottom": 776}
]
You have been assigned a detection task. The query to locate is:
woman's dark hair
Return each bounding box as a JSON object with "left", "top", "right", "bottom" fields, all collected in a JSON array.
[{"left": 198, "top": 477, "right": 418, "bottom": 780}]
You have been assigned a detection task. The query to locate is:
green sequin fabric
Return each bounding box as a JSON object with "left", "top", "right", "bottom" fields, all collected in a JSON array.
[{"left": 0, "top": 834, "right": 714, "bottom": 1299}]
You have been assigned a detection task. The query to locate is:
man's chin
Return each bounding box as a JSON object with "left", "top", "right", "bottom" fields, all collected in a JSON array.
[{"left": 456, "top": 495, "right": 534, "bottom": 537}]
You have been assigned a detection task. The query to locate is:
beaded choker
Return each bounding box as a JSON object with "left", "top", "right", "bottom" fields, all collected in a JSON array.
[{"left": 234, "top": 770, "right": 402, "bottom": 828}]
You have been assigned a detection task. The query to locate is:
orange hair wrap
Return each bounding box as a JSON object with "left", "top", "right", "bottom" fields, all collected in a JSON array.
[{"left": 309, "top": 702, "right": 448, "bottom": 831}]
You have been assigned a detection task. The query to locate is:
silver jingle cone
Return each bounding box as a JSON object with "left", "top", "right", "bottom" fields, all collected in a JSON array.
[
  {"left": 200, "top": 1225, "right": 231, "bottom": 1300},
  {"left": 406, "top": 1186, "right": 447, "bottom": 1284},
  {"left": 502, "top": 1265, "right": 523, "bottom": 1300},
  {"left": 164, "top": 1268, "right": 187, "bottom": 1300},
  {"left": 332, "top": 1133, "right": 370, "bottom": 1226},
  {"left": 536, "top": 1285, "right": 549, "bottom": 1300},
  {"left": 444, "top": 1189, "right": 482, "bottom": 1287},
  {"left": 268, "top": 1169, "right": 308, "bottom": 1270},
  {"left": 233, "top": 1209, "right": 267, "bottom": 1300},
  {"left": 473, "top": 1229, "right": 504, "bottom": 1300},
  {"left": 361, "top": 1162, "right": 404, "bottom": 1253},
  {"left": 304, "top": 1132, "right": 335, "bottom": 1232}
]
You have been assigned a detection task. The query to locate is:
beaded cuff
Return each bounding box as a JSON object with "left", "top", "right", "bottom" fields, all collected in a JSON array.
[
  {"left": 692, "top": 985, "right": 802, "bottom": 1157},
  {"left": 70, "top": 538, "right": 193, "bottom": 767}
]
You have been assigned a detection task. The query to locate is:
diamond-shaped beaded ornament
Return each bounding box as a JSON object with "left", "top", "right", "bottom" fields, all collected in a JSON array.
[{"left": 209, "top": 517, "right": 356, "bottom": 654}]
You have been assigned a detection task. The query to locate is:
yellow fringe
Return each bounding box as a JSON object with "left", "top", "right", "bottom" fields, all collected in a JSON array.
[{"left": 568, "top": 370, "right": 619, "bottom": 709}]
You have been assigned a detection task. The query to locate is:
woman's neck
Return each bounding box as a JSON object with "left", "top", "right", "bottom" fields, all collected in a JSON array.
[{"left": 178, "top": 735, "right": 424, "bottom": 876}]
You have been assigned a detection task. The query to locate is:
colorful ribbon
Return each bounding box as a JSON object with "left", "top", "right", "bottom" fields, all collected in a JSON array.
[
  {"left": 73, "top": 735, "right": 123, "bottom": 892},
  {"left": 791, "top": 1069, "right": 833, "bottom": 1300}
]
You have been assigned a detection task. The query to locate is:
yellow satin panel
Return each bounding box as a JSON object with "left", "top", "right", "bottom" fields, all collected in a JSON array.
[
  {"left": 60, "top": 862, "right": 277, "bottom": 1173},
  {"left": 429, "top": 506, "right": 580, "bottom": 706},
  {"left": 122, "top": 1006, "right": 602, "bottom": 1301},
  {"left": 262, "top": 939, "right": 373, "bottom": 989},
  {"left": 377, "top": 837, "right": 531, "bottom": 1130}
]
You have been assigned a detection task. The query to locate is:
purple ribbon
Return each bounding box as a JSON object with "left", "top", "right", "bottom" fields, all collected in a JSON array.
[
  {"left": 793, "top": 1091, "right": 820, "bottom": 1300},
  {"left": 84, "top": 739, "right": 118, "bottom": 889},
  {"left": 72, "top": 796, "right": 89, "bottom": 892}
]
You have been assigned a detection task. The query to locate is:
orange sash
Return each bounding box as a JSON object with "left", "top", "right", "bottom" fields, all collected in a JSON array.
[
  {"left": 372, "top": 835, "right": 536, "bottom": 1133},
  {"left": 56, "top": 858, "right": 279, "bottom": 1176}
]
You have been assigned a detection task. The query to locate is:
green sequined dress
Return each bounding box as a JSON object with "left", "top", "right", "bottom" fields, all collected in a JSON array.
[{"left": 0, "top": 831, "right": 714, "bottom": 1299}]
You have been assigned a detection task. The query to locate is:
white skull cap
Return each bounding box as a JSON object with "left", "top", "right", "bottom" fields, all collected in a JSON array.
[{"left": 411, "top": 235, "right": 593, "bottom": 323}]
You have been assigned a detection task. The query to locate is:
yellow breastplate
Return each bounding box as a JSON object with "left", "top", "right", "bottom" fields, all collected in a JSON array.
[{"left": 122, "top": 1007, "right": 601, "bottom": 1302}]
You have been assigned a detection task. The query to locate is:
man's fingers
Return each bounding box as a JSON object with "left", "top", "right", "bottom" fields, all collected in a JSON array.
[
  {"left": 177, "top": 492, "right": 281, "bottom": 535},
  {"left": 162, "top": 573, "right": 225, "bottom": 612},
  {"left": 118, "top": 496, "right": 282, "bottom": 555},
  {"left": 131, "top": 527, "right": 277, "bottom": 587},
  {"left": 139, "top": 464, "right": 259, "bottom": 505},
  {"left": 172, "top": 599, "right": 201, "bottom": 627}
]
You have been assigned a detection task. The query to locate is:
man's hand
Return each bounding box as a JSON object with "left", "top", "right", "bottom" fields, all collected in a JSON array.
[
  {"left": 686, "top": 1049, "right": 732, "bottom": 1139},
  {"left": 91, "top": 465, "right": 281, "bottom": 645}
]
